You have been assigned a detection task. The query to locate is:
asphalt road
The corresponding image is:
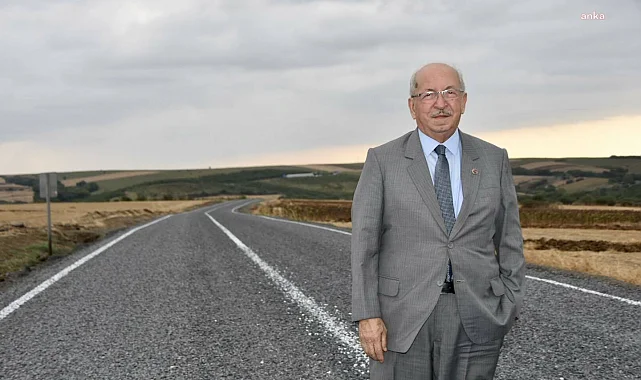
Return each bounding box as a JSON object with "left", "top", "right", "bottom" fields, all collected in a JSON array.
[{"left": 1, "top": 199, "right": 639, "bottom": 379}]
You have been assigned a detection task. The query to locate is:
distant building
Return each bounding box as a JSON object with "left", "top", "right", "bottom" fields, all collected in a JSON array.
[{"left": 282, "top": 172, "right": 319, "bottom": 178}]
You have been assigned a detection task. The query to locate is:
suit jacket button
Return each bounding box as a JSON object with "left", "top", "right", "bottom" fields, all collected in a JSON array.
[
  {"left": 447, "top": 242, "right": 454, "bottom": 249},
  {"left": 437, "top": 280, "right": 444, "bottom": 286}
]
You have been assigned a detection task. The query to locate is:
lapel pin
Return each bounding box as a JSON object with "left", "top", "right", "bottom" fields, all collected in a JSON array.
[{"left": 471, "top": 168, "right": 479, "bottom": 175}]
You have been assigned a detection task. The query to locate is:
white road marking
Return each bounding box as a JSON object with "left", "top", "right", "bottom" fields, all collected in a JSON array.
[
  {"left": 258, "top": 215, "right": 351, "bottom": 236},
  {"left": 0, "top": 215, "right": 173, "bottom": 322},
  {"left": 231, "top": 200, "right": 256, "bottom": 213},
  {"left": 205, "top": 211, "right": 368, "bottom": 370},
  {"left": 525, "top": 275, "right": 641, "bottom": 306},
  {"left": 247, "top": 209, "right": 641, "bottom": 306}
]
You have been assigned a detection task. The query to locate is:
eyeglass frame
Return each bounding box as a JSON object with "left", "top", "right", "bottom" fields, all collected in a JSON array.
[{"left": 410, "top": 87, "right": 465, "bottom": 102}]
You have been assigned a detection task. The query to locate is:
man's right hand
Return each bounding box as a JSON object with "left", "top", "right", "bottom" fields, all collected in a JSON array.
[{"left": 358, "top": 318, "right": 388, "bottom": 363}]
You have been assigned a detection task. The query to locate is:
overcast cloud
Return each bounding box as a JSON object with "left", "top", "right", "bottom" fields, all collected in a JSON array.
[{"left": 1, "top": 0, "right": 640, "bottom": 174}]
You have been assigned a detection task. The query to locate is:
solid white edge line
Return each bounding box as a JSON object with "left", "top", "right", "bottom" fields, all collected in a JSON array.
[
  {"left": 0, "top": 214, "right": 173, "bottom": 322},
  {"left": 525, "top": 275, "right": 641, "bottom": 306},
  {"left": 244, "top": 210, "right": 641, "bottom": 306},
  {"left": 204, "top": 211, "right": 368, "bottom": 370},
  {"left": 231, "top": 199, "right": 257, "bottom": 213},
  {"left": 258, "top": 215, "right": 352, "bottom": 236}
]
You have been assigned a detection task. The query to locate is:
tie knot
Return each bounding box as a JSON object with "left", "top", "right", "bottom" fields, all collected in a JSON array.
[{"left": 435, "top": 145, "right": 447, "bottom": 156}]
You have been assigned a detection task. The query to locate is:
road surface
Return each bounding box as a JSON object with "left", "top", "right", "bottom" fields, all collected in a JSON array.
[{"left": 1, "top": 199, "right": 639, "bottom": 379}]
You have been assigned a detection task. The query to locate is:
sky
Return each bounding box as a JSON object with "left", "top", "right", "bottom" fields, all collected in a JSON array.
[{"left": 1, "top": 0, "right": 640, "bottom": 175}]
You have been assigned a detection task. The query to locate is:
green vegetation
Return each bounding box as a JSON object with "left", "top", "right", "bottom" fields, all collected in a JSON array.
[
  {"left": 57, "top": 170, "right": 120, "bottom": 181},
  {"left": 2, "top": 175, "right": 101, "bottom": 202},
  {"left": 336, "top": 163, "right": 365, "bottom": 170},
  {"left": 0, "top": 238, "right": 75, "bottom": 281},
  {"left": 2, "top": 156, "right": 641, "bottom": 205}
]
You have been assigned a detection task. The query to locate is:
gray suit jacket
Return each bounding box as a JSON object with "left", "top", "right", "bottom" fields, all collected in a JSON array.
[{"left": 351, "top": 128, "right": 525, "bottom": 353}]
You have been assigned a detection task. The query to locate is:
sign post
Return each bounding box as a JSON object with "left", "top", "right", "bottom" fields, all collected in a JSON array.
[{"left": 39, "top": 173, "right": 58, "bottom": 256}]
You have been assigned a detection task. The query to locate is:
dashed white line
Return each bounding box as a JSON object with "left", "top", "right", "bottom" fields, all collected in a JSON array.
[
  {"left": 0, "top": 214, "right": 173, "bottom": 322},
  {"left": 246, "top": 209, "right": 641, "bottom": 307},
  {"left": 205, "top": 210, "right": 368, "bottom": 370}
]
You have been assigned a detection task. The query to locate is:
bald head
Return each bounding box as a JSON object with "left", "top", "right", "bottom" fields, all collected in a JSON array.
[
  {"left": 409, "top": 63, "right": 465, "bottom": 96},
  {"left": 407, "top": 62, "right": 468, "bottom": 143}
]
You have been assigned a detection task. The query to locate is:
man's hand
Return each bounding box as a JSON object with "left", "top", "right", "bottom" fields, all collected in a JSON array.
[{"left": 358, "top": 318, "right": 388, "bottom": 363}]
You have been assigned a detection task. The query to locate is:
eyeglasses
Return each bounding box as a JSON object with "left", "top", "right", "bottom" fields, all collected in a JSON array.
[{"left": 411, "top": 88, "right": 464, "bottom": 102}]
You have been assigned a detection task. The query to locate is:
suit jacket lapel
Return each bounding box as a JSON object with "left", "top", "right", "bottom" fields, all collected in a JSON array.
[
  {"left": 449, "top": 131, "right": 481, "bottom": 239},
  {"left": 405, "top": 128, "right": 448, "bottom": 236}
]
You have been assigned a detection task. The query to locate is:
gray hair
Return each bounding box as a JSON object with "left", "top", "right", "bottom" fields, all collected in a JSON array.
[{"left": 409, "top": 64, "right": 466, "bottom": 96}]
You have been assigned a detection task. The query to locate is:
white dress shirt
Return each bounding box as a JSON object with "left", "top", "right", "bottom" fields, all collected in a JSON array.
[{"left": 417, "top": 127, "right": 464, "bottom": 218}]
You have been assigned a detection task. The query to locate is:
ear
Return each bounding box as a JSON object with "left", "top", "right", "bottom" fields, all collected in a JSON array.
[
  {"left": 460, "top": 92, "right": 467, "bottom": 115},
  {"left": 408, "top": 98, "right": 417, "bottom": 120}
]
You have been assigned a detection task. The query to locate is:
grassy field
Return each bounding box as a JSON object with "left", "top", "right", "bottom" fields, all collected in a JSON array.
[
  {"left": 58, "top": 170, "right": 121, "bottom": 180},
  {"left": 299, "top": 164, "right": 361, "bottom": 173},
  {"left": 0, "top": 196, "right": 242, "bottom": 281},
  {"left": 520, "top": 161, "right": 606, "bottom": 173},
  {"left": 510, "top": 157, "right": 641, "bottom": 174},
  {"left": 2, "top": 156, "right": 640, "bottom": 205},
  {"left": 561, "top": 157, "right": 641, "bottom": 174},
  {"left": 92, "top": 169, "right": 221, "bottom": 193},
  {"left": 250, "top": 199, "right": 641, "bottom": 285},
  {"left": 93, "top": 166, "right": 315, "bottom": 194},
  {"left": 556, "top": 177, "right": 610, "bottom": 193},
  {"left": 61, "top": 171, "right": 159, "bottom": 187}
]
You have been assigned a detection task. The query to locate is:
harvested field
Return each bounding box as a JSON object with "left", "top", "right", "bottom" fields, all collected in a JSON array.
[
  {"left": 0, "top": 200, "right": 216, "bottom": 228},
  {"left": 0, "top": 196, "right": 242, "bottom": 281},
  {"left": 0, "top": 183, "right": 34, "bottom": 203},
  {"left": 61, "top": 171, "right": 158, "bottom": 187},
  {"left": 522, "top": 228, "right": 641, "bottom": 243},
  {"left": 255, "top": 200, "right": 641, "bottom": 230},
  {"left": 251, "top": 199, "right": 352, "bottom": 222},
  {"left": 558, "top": 205, "right": 641, "bottom": 212},
  {"left": 524, "top": 246, "right": 641, "bottom": 286},
  {"left": 519, "top": 208, "right": 641, "bottom": 230},
  {"left": 526, "top": 238, "right": 641, "bottom": 252},
  {"left": 520, "top": 161, "right": 606, "bottom": 173},
  {"left": 251, "top": 199, "right": 641, "bottom": 285}
]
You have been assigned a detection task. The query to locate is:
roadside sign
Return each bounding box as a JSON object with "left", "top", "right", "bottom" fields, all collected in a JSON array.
[
  {"left": 39, "top": 173, "right": 58, "bottom": 198},
  {"left": 39, "top": 172, "right": 57, "bottom": 256}
]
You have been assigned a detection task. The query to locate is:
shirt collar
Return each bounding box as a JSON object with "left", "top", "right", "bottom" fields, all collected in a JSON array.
[{"left": 417, "top": 127, "right": 461, "bottom": 156}]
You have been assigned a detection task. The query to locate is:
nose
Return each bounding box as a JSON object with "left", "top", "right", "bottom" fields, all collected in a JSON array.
[{"left": 434, "top": 92, "right": 447, "bottom": 108}]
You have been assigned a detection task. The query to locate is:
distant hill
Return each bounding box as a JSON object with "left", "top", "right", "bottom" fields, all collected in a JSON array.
[{"left": 1, "top": 157, "right": 640, "bottom": 206}]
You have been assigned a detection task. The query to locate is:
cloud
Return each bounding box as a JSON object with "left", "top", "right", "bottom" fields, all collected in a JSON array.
[
  {"left": 477, "top": 115, "right": 641, "bottom": 158},
  {"left": 0, "top": 0, "right": 640, "bottom": 174}
]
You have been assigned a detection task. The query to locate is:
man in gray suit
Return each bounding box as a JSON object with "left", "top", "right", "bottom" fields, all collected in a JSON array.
[{"left": 351, "top": 63, "right": 525, "bottom": 379}]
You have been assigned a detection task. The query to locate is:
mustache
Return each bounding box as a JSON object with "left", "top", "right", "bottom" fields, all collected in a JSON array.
[{"left": 431, "top": 110, "right": 452, "bottom": 117}]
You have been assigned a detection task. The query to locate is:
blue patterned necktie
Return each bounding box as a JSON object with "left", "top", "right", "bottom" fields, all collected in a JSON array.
[{"left": 434, "top": 145, "right": 455, "bottom": 283}]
